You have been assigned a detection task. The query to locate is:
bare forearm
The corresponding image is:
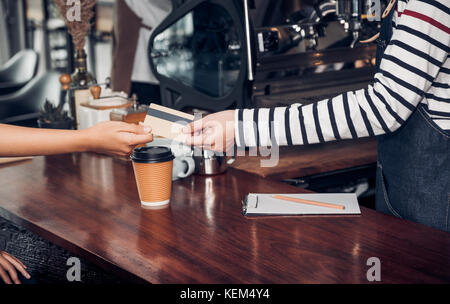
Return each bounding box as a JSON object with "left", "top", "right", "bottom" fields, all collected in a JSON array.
[{"left": 0, "top": 124, "right": 91, "bottom": 157}]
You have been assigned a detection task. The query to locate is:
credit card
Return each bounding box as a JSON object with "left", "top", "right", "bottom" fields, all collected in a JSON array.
[{"left": 143, "top": 104, "right": 194, "bottom": 139}]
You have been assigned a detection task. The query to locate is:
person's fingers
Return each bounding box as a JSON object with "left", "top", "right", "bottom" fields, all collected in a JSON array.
[
  {"left": 138, "top": 122, "right": 152, "bottom": 134},
  {"left": 102, "top": 121, "right": 128, "bottom": 132},
  {"left": 185, "top": 132, "right": 211, "bottom": 147},
  {"left": 7, "top": 254, "right": 26, "bottom": 269},
  {"left": 0, "top": 255, "right": 19, "bottom": 284},
  {"left": 203, "top": 133, "right": 217, "bottom": 146},
  {"left": 128, "top": 133, "right": 154, "bottom": 146},
  {"left": 208, "top": 142, "right": 218, "bottom": 152},
  {"left": 182, "top": 122, "right": 194, "bottom": 134},
  {"left": 122, "top": 123, "right": 143, "bottom": 134},
  {"left": 10, "top": 254, "right": 27, "bottom": 269},
  {"left": 120, "top": 145, "right": 137, "bottom": 157},
  {"left": 1, "top": 252, "right": 26, "bottom": 269},
  {"left": 0, "top": 265, "right": 12, "bottom": 284},
  {"left": 117, "top": 122, "right": 151, "bottom": 134},
  {"left": 2, "top": 253, "right": 30, "bottom": 279},
  {"left": 182, "top": 118, "right": 211, "bottom": 134},
  {"left": 213, "top": 145, "right": 225, "bottom": 153}
]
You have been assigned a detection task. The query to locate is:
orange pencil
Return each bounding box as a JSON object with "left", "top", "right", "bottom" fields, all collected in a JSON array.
[{"left": 272, "top": 195, "right": 345, "bottom": 210}]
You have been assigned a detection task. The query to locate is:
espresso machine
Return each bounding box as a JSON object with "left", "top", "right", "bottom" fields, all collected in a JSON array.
[{"left": 148, "top": 0, "right": 386, "bottom": 112}]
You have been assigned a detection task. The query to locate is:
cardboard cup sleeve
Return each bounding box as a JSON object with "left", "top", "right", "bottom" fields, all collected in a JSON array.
[
  {"left": 133, "top": 161, "right": 173, "bottom": 206},
  {"left": 131, "top": 146, "right": 175, "bottom": 207}
]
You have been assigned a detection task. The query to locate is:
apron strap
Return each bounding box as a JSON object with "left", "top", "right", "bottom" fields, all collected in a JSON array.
[{"left": 361, "top": 0, "right": 397, "bottom": 44}]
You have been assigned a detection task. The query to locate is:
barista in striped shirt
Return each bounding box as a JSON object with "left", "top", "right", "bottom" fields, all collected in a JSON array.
[{"left": 184, "top": 0, "right": 450, "bottom": 232}]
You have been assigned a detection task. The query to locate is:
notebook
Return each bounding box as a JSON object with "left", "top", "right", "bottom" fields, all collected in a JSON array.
[{"left": 242, "top": 193, "right": 361, "bottom": 216}]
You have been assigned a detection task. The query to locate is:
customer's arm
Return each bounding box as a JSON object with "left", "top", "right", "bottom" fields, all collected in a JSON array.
[{"left": 0, "top": 121, "right": 153, "bottom": 157}]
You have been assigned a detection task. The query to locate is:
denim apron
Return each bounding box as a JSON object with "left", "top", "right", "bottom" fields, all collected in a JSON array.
[{"left": 374, "top": 2, "right": 450, "bottom": 232}]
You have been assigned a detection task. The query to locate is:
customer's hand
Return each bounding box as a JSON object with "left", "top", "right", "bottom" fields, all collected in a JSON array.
[
  {"left": 83, "top": 121, "right": 153, "bottom": 157},
  {"left": 0, "top": 251, "right": 30, "bottom": 284},
  {"left": 182, "top": 110, "right": 235, "bottom": 152}
]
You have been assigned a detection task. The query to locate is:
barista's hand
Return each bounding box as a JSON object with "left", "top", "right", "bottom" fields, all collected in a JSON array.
[
  {"left": 182, "top": 110, "right": 235, "bottom": 152},
  {"left": 0, "top": 251, "right": 30, "bottom": 284},
  {"left": 83, "top": 121, "right": 153, "bottom": 157}
]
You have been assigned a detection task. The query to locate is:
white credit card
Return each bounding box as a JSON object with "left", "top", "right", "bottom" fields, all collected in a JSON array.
[{"left": 143, "top": 104, "right": 194, "bottom": 140}]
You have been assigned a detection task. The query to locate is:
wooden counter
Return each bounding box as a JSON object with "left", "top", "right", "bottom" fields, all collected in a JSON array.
[
  {"left": 0, "top": 153, "right": 449, "bottom": 283},
  {"left": 232, "top": 137, "right": 377, "bottom": 180}
]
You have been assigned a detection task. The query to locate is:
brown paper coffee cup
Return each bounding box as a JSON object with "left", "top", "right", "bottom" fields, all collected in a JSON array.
[{"left": 131, "top": 147, "right": 174, "bottom": 207}]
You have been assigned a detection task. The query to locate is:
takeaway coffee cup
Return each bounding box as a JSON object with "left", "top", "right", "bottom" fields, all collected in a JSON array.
[{"left": 131, "top": 146, "right": 175, "bottom": 207}]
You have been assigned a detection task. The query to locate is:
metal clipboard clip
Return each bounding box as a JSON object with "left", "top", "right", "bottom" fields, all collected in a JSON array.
[{"left": 242, "top": 193, "right": 259, "bottom": 216}]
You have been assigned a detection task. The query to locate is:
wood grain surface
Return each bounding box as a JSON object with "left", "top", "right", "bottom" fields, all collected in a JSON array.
[
  {"left": 232, "top": 137, "right": 377, "bottom": 180},
  {"left": 0, "top": 153, "right": 449, "bottom": 283}
]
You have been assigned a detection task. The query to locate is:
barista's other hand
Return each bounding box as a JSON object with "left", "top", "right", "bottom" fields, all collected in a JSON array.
[
  {"left": 182, "top": 110, "right": 235, "bottom": 152},
  {"left": 0, "top": 251, "right": 30, "bottom": 284},
  {"left": 84, "top": 121, "right": 153, "bottom": 157}
]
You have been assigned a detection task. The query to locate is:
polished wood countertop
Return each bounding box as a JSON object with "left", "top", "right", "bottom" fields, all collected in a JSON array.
[
  {"left": 232, "top": 137, "right": 377, "bottom": 180},
  {"left": 0, "top": 153, "right": 449, "bottom": 283}
]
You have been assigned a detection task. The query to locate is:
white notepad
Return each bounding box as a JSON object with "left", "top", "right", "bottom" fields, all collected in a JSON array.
[{"left": 242, "top": 193, "right": 361, "bottom": 216}]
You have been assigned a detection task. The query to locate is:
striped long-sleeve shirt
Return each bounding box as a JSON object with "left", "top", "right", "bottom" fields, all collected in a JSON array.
[{"left": 235, "top": 0, "right": 450, "bottom": 148}]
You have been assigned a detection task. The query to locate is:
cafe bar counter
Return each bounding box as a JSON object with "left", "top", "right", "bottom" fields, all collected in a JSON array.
[{"left": 0, "top": 153, "right": 449, "bottom": 283}]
